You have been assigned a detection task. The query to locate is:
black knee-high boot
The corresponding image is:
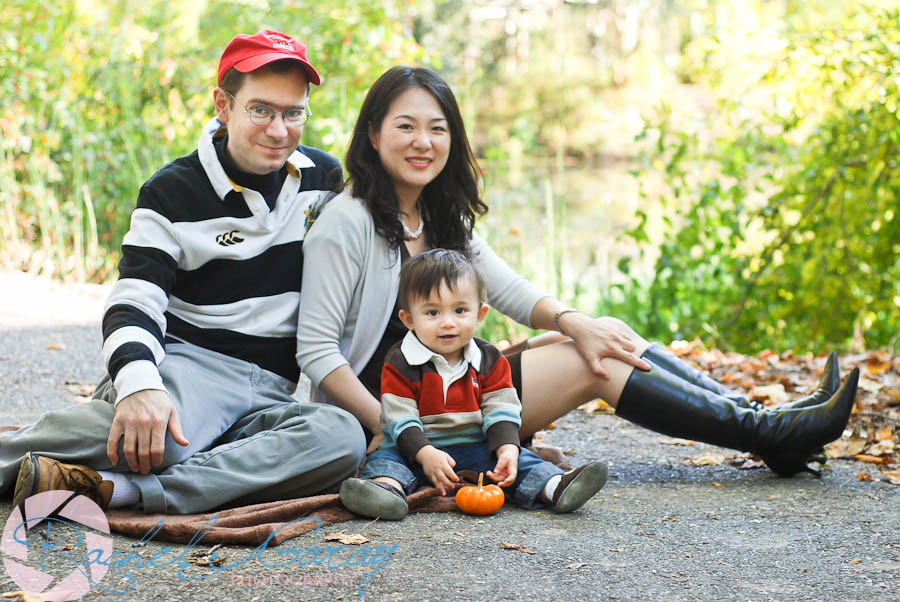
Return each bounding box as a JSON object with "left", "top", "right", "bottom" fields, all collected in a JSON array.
[
  {"left": 615, "top": 362, "right": 859, "bottom": 477},
  {"left": 641, "top": 343, "right": 841, "bottom": 412}
]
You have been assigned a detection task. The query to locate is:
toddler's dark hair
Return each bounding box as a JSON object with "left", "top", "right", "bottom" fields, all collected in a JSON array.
[{"left": 398, "top": 249, "right": 486, "bottom": 311}]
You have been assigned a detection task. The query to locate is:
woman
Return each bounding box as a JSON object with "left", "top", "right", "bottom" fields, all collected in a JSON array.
[{"left": 297, "top": 66, "right": 858, "bottom": 479}]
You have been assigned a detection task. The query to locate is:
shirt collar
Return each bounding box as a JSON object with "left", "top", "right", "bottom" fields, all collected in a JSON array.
[{"left": 399, "top": 330, "right": 482, "bottom": 371}]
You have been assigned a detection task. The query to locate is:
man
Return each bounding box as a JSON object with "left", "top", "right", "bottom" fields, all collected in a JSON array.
[{"left": 0, "top": 30, "right": 365, "bottom": 514}]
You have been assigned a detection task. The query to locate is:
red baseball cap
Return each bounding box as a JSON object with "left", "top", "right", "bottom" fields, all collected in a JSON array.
[{"left": 217, "top": 29, "right": 321, "bottom": 86}]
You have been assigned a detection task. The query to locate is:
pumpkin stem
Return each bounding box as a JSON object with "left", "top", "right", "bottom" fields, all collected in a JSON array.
[{"left": 478, "top": 472, "right": 484, "bottom": 487}]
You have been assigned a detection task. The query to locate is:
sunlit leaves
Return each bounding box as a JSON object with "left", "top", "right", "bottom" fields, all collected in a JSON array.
[{"left": 630, "top": 5, "right": 900, "bottom": 353}]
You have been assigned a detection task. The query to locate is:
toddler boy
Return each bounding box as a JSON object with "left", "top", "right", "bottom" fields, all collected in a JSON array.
[{"left": 340, "top": 249, "right": 608, "bottom": 519}]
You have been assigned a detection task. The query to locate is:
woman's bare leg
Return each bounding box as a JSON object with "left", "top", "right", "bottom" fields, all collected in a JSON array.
[
  {"left": 518, "top": 335, "right": 651, "bottom": 438},
  {"left": 523, "top": 332, "right": 567, "bottom": 349}
]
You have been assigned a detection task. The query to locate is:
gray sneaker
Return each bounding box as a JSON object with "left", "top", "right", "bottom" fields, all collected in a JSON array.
[
  {"left": 339, "top": 478, "right": 408, "bottom": 520},
  {"left": 551, "top": 461, "right": 608, "bottom": 513}
]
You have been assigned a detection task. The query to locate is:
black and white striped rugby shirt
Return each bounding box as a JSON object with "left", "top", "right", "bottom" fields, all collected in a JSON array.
[{"left": 102, "top": 118, "right": 340, "bottom": 404}]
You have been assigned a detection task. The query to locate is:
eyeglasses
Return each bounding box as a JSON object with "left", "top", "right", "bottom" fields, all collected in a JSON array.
[{"left": 226, "top": 91, "right": 311, "bottom": 127}]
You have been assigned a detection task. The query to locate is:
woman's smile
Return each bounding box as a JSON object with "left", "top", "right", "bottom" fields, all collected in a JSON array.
[{"left": 406, "top": 156, "right": 433, "bottom": 169}]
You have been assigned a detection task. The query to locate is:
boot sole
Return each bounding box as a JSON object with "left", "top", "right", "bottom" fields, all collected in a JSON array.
[
  {"left": 11, "top": 453, "right": 38, "bottom": 510},
  {"left": 340, "top": 479, "right": 408, "bottom": 520},
  {"left": 554, "top": 462, "right": 608, "bottom": 513}
]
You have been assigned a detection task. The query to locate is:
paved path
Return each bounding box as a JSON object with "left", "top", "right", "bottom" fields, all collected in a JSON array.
[{"left": 1, "top": 271, "right": 898, "bottom": 601}]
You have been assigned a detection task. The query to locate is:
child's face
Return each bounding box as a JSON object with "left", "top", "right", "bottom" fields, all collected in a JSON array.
[{"left": 399, "top": 275, "right": 489, "bottom": 364}]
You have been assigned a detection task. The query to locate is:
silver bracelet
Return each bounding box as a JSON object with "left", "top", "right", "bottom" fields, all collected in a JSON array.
[{"left": 553, "top": 308, "right": 579, "bottom": 336}]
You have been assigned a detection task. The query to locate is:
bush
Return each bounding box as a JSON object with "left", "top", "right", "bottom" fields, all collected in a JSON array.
[{"left": 628, "top": 6, "right": 900, "bottom": 353}]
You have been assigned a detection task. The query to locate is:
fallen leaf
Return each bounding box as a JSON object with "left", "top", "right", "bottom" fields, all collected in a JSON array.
[
  {"left": 736, "top": 457, "right": 766, "bottom": 470},
  {"left": 750, "top": 383, "right": 788, "bottom": 406},
  {"left": 670, "top": 340, "right": 691, "bottom": 352},
  {"left": 849, "top": 559, "right": 862, "bottom": 564},
  {"left": 565, "top": 562, "right": 587, "bottom": 569},
  {"left": 884, "top": 389, "right": 900, "bottom": 405},
  {"left": 853, "top": 455, "right": 889, "bottom": 465},
  {"left": 864, "top": 440, "right": 895, "bottom": 456},
  {"left": 875, "top": 428, "right": 894, "bottom": 442},
  {"left": 1, "top": 592, "right": 45, "bottom": 602},
  {"left": 499, "top": 542, "right": 534, "bottom": 555},
  {"left": 858, "top": 473, "right": 875, "bottom": 481},
  {"left": 579, "top": 399, "right": 614, "bottom": 414},
  {"left": 880, "top": 471, "right": 900, "bottom": 485},
  {"left": 720, "top": 372, "right": 742, "bottom": 384},
  {"left": 187, "top": 544, "right": 226, "bottom": 567},
  {"left": 324, "top": 532, "right": 369, "bottom": 545},
  {"left": 712, "top": 482, "right": 722, "bottom": 487},
  {"left": 63, "top": 383, "right": 96, "bottom": 396},
  {"left": 686, "top": 453, "right": 726, "bottom": 466},
  {"left": 858, "top": 377, "right": 883, "bottom": 394},
  {"left": 659, "top": 438, "right": 695, "bottom": 446},
  {"left": 866, "top": 353, "right": 891, "bottom": 375},
  {"left": 47, "top": 342, "right": 66, "bottom": 350},
  {"left": 825, "top": 435, "right": 868, "bottom": 458},
  {"left": 738, "top": 361, "right": 760, "bottom": 375}
]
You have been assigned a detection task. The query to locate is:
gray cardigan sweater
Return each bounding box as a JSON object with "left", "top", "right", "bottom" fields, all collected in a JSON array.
[{"left": 297, "top": 191, "right": 549, "bottom": 404}]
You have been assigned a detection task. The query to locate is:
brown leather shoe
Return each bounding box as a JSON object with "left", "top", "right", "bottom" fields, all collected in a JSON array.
[{"left": 12, "top": 453, "right": 113, "bottom": 510}]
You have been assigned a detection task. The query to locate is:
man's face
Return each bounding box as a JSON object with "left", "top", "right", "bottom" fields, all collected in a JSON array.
[{"left": 214, "top": 68, "right": 309, "bottom": 175}]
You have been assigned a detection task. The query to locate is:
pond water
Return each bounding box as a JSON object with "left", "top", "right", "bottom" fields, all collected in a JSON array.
[{"left": 475, "top": 159, "right": 663, "bottom": 340}]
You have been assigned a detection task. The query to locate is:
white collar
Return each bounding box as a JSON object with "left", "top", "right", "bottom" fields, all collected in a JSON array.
[{"left": 399, "top": 330, "right": 482, "bottom": 372}]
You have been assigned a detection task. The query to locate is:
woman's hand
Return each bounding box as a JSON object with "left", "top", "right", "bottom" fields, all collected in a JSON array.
[{"left": 558, "top": 313, "right": 651, "bottom": 379}]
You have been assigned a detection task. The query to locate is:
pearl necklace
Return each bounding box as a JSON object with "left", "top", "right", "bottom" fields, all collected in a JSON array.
[{"left": 399, "top": 215, "right": 424, "bottom": 240}]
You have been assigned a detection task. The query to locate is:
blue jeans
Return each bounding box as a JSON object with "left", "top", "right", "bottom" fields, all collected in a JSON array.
[{"left": 360, "top": 442, "right": 563, "bottom": 509}]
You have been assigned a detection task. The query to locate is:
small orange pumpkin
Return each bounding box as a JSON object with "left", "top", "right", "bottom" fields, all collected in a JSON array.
[{"left": 455, "top": 472, "right": 505, "bottom": 515}]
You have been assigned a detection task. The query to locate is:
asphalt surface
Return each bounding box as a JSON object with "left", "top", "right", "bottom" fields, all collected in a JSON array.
[{"left": 1, "top": 270, "right": 898, "bottom": 601}]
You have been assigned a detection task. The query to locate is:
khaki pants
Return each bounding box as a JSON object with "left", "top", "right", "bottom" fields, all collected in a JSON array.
[{"left": 0, "top": 342, "right": 365, "bottom": 514}]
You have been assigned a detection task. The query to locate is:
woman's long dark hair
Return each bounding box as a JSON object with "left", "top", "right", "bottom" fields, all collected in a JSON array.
[{"left": 343, "top": 66, "right": 487, "bottom": 252}]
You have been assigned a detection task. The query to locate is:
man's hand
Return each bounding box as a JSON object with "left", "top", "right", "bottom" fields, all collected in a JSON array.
[
  {"left": 107, "top": 389, "right": 189, "bottom": 474},
  {"left": 560, "top": 314, "right": 651, "bottom": 379},
  {"left": 486, "top": 444, "right": 519, "bottom": 487},
  {"left": 415, "top": 445, "right": 459, "bottom": 495}
]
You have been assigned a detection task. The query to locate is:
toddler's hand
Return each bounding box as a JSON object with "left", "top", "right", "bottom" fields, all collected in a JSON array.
[
  {"left": 416, "top": 446, "right": 459, "bottom": 495},
  {"left": 487, "top": 444, "right": 519, "bottom": 487}
]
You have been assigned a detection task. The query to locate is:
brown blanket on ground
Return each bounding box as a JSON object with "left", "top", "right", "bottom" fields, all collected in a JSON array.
[
  {"left": 106, "top": 487, "right": 457, "bottom": 547},
  {"left": 3, "top": 423, "right": 570, "bottom": 547}
]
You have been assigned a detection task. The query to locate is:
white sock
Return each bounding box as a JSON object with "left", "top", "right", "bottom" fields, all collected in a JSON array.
[
  {"left": 97, "top": 471, "right": 141, "bottom": 508},
  {"left": 541, "top": 474, "right": 562, "bottom": 501}
]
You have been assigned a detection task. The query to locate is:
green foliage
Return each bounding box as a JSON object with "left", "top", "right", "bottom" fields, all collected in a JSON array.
[
  {"left": 0, "top": 0, "right": 428, "bottom": 280},
  {"left": 628, "top": 6, "right": 900, "bottom": 353}
]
